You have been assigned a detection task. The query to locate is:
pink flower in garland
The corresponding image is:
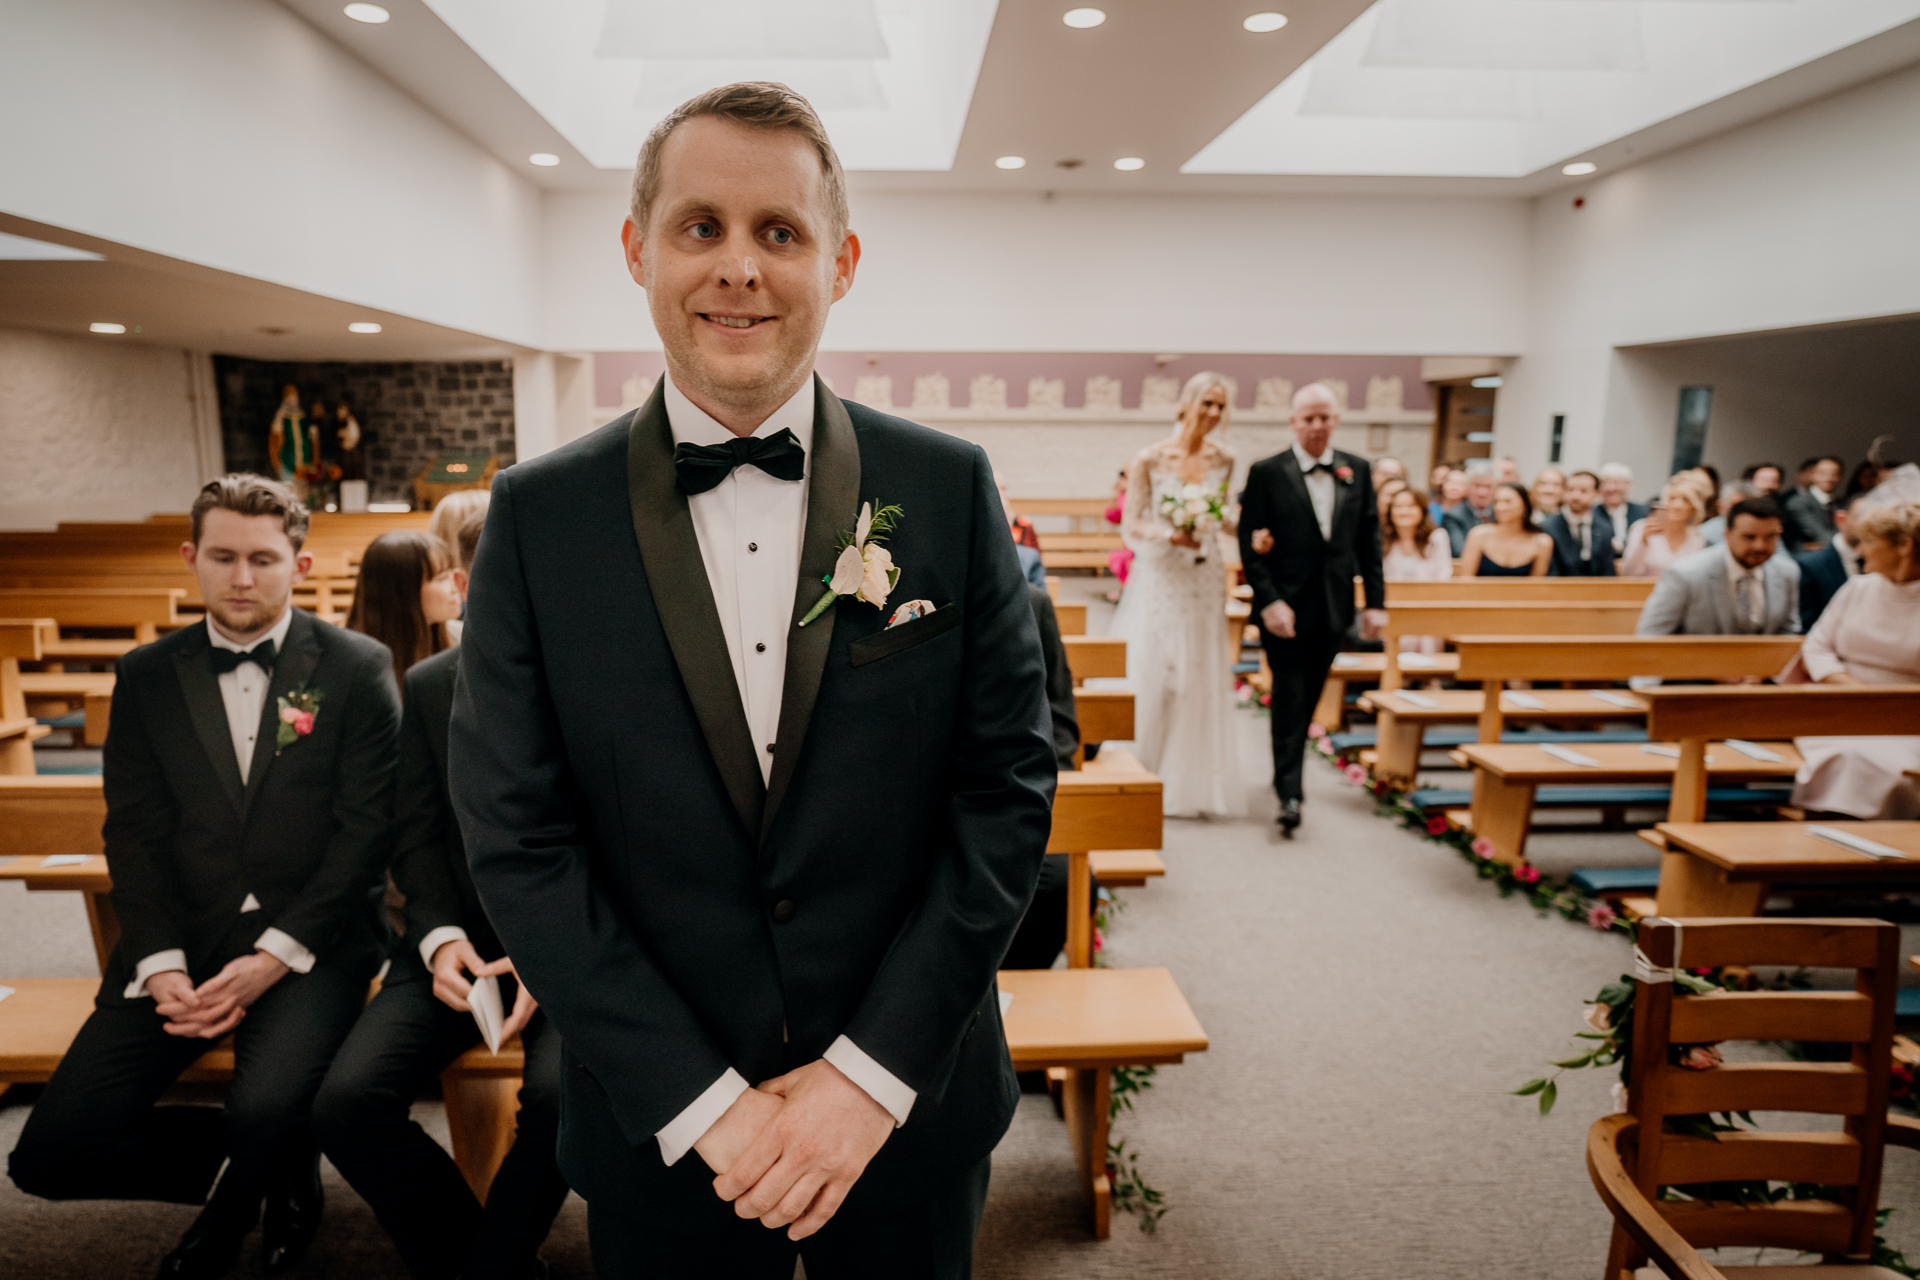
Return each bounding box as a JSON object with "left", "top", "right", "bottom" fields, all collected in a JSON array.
[
  {"left": 1676, "top": 1045, "right": 1723, "bottom": 1071},
  {"left": 1513, "top": 864, "right": 1541, "bottom": 885},
  {"left": 1307, "top": 722, "right": 1326, "bottom": 740},
  {"left": 1587, "top": 902, "right": 1619, "bottom": 931},
  {"left": 1343, "top": 762, "right": 1368, "bottom": 784},
  {"left": 1425, "top": 816, "right": 1449, "bottom": 836},
  {"left": 1470, "top": 836, "right": 1495, "bottom": 859}
]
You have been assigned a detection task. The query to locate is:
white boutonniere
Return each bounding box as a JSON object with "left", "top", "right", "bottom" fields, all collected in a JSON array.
[{"left": 800, "top": 501, "right": 902, "bottom": 627}]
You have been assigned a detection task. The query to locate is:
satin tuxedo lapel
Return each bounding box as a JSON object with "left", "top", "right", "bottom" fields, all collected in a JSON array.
[
  {"left": 172, "top": 627, "right": 245, "bottom": 815},
  {"left": 241, "top": 610, "right": 320, "bottom": 818},
  {"left": 626, "top": 383, "right": 766, "bottom": 838},
  {"left": 1277, "top": 452, "right": 1320, "bottom": 543},
  {"left": 762, "top": 378, "right": 859, "bottom": 842},
  {"left": 1328, "top": 454, "right": 1361, "bottom": 542}
]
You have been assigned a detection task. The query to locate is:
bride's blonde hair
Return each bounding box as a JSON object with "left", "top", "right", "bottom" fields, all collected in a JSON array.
[{"left": 1175, "top": 371, "right": 1236, "bottom": 434}]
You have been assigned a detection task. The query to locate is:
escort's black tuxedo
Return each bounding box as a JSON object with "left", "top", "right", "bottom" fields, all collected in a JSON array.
[
  {"left": 1543, "top": 508, "right": 1618, "bottom": 577},
  {"left": 10, "top": 609, "right": 396, "bottom": 1219},
  {"left": 1237, "top": 449, "right": 1383, "bottom": 801},
  {"left": 449, "top": 378, "right": 1055, "bottom": 1266},
  {"left": 313, "top": 646, "right": 569, "bottom": 1280}
]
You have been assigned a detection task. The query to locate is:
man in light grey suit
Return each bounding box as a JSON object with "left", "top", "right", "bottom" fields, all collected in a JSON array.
[{"left": 1636, "top": 496, "right": 1802, "bottom": 637}]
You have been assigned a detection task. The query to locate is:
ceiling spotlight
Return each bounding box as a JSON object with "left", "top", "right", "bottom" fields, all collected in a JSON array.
[
  {"left": 348, "top": 322, "right": 383, "bottom": 334},
  {"left": 343, "top": 3, "right": 390, "bottom": 23},
  {"left": 89, "top": 322, "right": 126, "bottom": 334},
  {"left": 529, "top": 152, "right": 560, "bottom": 167},
  {"left": 1243, "top": 12, "right": 1288, "bottom": 32},
  {"left": 1062, "top": 8, "right": 1106, "bottom": 28},
  {"left": 1562, "top": 161, "right": 1597, "bottom": 176},
  {"left": 1113, "top": 157, "right": 1145, "bottom": 171},
  {"left": 995, "top": 155, "right": 1026, "bottom": 170}
]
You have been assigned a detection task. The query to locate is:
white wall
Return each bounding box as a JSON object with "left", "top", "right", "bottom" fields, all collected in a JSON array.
[
  {"left": 0, "top": 0, "right": 544, "bottom": 348},
  {"left": 1497, "top": 62, "right": 1920, "bottom": 490},
  {"left": 540, "top": 188, "right": 1532, "bottom": 356},
  {"left": 0, "top": 328, "right": 219, "bottom": 528}
]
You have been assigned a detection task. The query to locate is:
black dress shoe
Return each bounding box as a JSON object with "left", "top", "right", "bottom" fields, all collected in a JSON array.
[
  {"left": 155, "top": 1207, "right": 247, "bottom": 1280},
  {"left": 1278, "top": 798, "right": 1302, "bottom": 835},
  {"left": 260, "top": 1155, "right": 323, "bottom": 1276}
]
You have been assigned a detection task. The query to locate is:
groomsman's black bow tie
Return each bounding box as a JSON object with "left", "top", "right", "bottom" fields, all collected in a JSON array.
[
  {"left": 209, "top": 640, "right": 276, "bottom": 675},
  {"left": 1303, "top": 461, "right": 1333, "bottom": 475},
  {"left": 673, "top": 429, "right": 807, "bottom": 495}
]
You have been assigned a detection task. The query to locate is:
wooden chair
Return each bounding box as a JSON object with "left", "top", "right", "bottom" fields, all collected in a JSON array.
[
  {"left": 1588, "top": 917, "right": 1918, "bottom": 1279},
  {"left": 1, "top": 619, "right": 58, "bottom": 773}
]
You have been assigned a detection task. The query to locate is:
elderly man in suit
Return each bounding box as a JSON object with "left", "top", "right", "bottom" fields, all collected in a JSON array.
[
  {"left": 9, "top": 475, "right": 399, "bottom": 1280},
  {"left": 1636, "top": 496, "right": 1802, "bottom": 637},
  {"left": 1598, "top": 463, "right": 1651, "bottom": 558},
  {"left": 1441, "top": 469, "right": 1496, "bottom": 556},
  {"left": 1542, "top": 469, "right": 1616, "bottom": 577}
]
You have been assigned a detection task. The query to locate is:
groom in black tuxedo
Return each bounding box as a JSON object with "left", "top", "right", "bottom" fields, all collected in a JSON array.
[
  {"left": 9, "top": 475, "right": 398, "bottom": 1279},
  {"left": 1238, "top": 383, "right": 1386, "bottom": 835},
  {"left": 449, "top": 83, "right": 1056, "bottom": 1278}
]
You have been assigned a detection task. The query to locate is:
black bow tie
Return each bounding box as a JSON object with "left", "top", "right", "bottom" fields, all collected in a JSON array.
[
  {"left": 1303, "top": 461, "right": 1332, "bottom": 475},
  {"left": 209, "top": 640, "right": 275, "bottom": 676},
  {"left": 673, "top": 429, "right": 807, "bottom": 496}
]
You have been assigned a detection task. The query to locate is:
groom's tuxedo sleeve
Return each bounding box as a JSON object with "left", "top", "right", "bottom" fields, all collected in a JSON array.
[
  {"left": 835, "top": 449, "right": 1056, "bottom": 1101},
  {"left": 451, "top": 478, "right": 741, "bottom": 1145}
]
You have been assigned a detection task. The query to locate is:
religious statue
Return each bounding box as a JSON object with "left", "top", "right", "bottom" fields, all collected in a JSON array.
[
  {"left": 266, "top": 385, "right": 310, "bottom": 483},
  {"left": 335, "top": 405, "right": 366, "bottom": 482}
]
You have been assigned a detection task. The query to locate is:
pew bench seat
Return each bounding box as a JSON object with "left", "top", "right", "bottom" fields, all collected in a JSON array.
[
  {"left": 1086, "top": 848, "right": 1165, "bottom": 888},
  {"left": 19, "top": 672, "right": 114, "bottom": 747},
  {"left": 1316, "top": 652, "right": 1462, "bottom": 730}
]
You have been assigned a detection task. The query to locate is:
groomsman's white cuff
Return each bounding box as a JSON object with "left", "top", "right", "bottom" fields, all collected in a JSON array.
[
  {"left": 657, "top": 1068, "right": 749, "bottom": 1167},
  {"left": 124, "top": 949, "right": 189, "bottom": 999},
  {"left": 824, "top": 1036, "right": 915, "bottom": 1128},
  {"left": 254, "top": 928, "right": 315, "bottom": 974},
  {"left": 417, "top": 925, "right": 470, "bottom": 971}
]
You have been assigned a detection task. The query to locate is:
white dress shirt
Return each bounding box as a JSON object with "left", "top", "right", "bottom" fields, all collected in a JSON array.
[
  {"left": 1565, "top": 511, "right": 1594, "bottom": 562},
  {"left": 1723, "top": 544, "right": 1767, "bottom": 632},
  {"left": 650, "top": 374, "right": 915, "bottom": 1169},
  {"left": 1602, "top": 502, "right": 1630, "bottom": 554},
  {"left": 1292, "top": 443, "right": 1337, "bottom": 541},
  {"left": 126, "top": 609, "right": 314, "bottom": 998}
]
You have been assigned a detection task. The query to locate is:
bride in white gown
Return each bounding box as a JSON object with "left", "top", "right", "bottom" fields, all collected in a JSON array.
[{"left": 1109, "top": 372, "right": 1246, "bottom": 818}]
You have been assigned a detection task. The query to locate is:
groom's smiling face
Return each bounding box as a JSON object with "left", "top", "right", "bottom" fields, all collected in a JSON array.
[{"left": 625, "top": 115, "right": 860, "bottom": 425}]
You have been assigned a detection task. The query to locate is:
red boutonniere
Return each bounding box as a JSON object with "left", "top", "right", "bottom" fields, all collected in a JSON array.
[{"left": 1334, "top": 465, "right": 1355, "bottom": 485}]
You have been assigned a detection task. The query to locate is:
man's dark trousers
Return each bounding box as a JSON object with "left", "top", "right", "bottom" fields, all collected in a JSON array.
[
  {"left": 1260, "top": 592, "right": 1340, "bottom": 802},
  {"left": 312, "top": 947, "right": 568, "bottom": 1280}
]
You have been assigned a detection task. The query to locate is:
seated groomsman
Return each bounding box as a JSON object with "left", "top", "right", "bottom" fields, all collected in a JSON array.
[
  {"left": 1636, "top": 496, "right": 1802, "bottom": 637},
  {"left": 9, "top": 475, "right": 399, "bottom": 1279},
  {"left": 1542, "top": 470, "right": 1617, "bottom": 576},
  {"left": 312, "top": 514, "right": 569, "bottom": 1280},
  {"left": 1794, "top": 490, "right": 1866, "bottom": 630}
]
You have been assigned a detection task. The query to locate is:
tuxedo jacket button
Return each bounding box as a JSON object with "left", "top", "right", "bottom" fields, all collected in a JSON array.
[{"left": 772, "top": 899, "right": 796, "bottom": 924}]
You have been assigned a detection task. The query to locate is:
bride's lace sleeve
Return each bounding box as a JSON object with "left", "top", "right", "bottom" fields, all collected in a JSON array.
[{"left": 1121, "top": 451, "right": 1165, "bottom": 546}]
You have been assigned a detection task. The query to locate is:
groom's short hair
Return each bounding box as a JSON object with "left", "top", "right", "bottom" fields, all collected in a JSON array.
[{"left": 630, "top": 82, "right": 850, "bottom": 243}]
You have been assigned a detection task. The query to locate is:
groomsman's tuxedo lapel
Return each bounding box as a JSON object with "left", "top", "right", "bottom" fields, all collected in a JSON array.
[
  {"left": 174, "top": 633, "right": 246, "bottom": 814},
  {"left": 764, "top": 379, "right": 859, "bottom": 842},
  {"left": 244, "top": 613, "right": 320, "bottom": 817},
  {"left": 626, "top": 381, "right": 767, "bottom": 838}
]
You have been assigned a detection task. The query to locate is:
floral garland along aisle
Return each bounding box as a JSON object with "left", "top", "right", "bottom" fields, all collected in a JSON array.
[{"left": 1090, "top": 889, "right": 1169, "bottom": 1232}]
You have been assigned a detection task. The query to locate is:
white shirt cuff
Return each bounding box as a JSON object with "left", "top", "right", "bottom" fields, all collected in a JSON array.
[
  {"left": 656, "top": 1068, "right": 750, "bottom": 1167},
  {"left": 254, "top": 927, "right": 315, "bottom": 974},
  {"left": 124, "top": 949, "right": 189, "bottom": 999},
  {"left": 417, "top": 925, "right": 470, "bottom": 971},
  {"left": 823, "top": 1035, "right": 916, "bottom": 1128}
]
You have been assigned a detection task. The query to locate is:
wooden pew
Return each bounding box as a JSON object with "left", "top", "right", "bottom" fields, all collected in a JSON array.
[
  {"left": 1, "top": 620, "right": 58, "bottom": 773},
  {"left": 0, "top": 853, "right": 114, "bottom": 970},
  {"left": 0, "top": 588, "right": 184, "bottom": 650},
  {"left": 1375, "top": 601, "right": 1642, "bottom": 692},
  {"left": 1052, "top": 601, "right": 1088, "bottom": 636},
  {"left": 1368, "top": 577, "right": 1657, "bottom": 604},
  {"left": 1051, "top": 749, "right": 1162, "bottom": 967},
  {"left": 1010, "top": 498, "right": 1112, "bottom": 533},
  {"left": 1037, "top": 532, "right": 1123, "bottom": 571},
  {"left": 19, "top": 671, "right": 114, "bottom": 747},
  {"left": 1075, "top": 690, "right": 1134, "bottom": 749},
  {"left": 1064, "top": 635, "right": 1126, "bottom": 685},
  {"left": 0, "top": 774, "right": 111, "bottom": 962}
]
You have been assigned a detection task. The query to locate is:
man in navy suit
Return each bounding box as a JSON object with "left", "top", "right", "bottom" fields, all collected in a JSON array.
[
  {"left": 449, "top": 83, "right": 1054, "bottom": 1278},
  {"left": 1542, "top": 470, "right": 1616, "bottom": 577},
  {"left": 1794, "top": 490, "right": 1865, "bottom": 629}
]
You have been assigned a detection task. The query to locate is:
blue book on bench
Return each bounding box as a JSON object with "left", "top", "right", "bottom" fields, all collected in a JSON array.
[{"left": 1570, "top": 867, "right": 1662, "bottom": 895}]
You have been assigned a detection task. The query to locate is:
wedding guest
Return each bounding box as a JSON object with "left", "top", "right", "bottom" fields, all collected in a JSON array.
[
  {"left": 1373, "top": 455, "right": 1407, "bottom": 490},
  {"left": 347, "top": 531, "right": 461, "bottom": 685},
  {"left": 1494, "top": 456, "right": 1522, "bottom": 484},
  {"left": 1442, "top": 469, "right": 1496, "bottom": 556},
  {"left": 1796, "top": 491, "right": 1867, "bottom": 630},
  {"left": 1460, "top": 482, "right": 1551, "bottom": 577},
  {"left": 312, "top": 512, "right": 569, "bottom": 1280},
  {"left": 1780, "top": 502, "right": 1920, "bottom": 819},
  {"left": 9, "top": 475, "right": 398, "bottom": 1279},
  {"left": 1843, "top": 457, "right": 1887, "bottom": 504},
  {"left": 1636, "top": 496, "right": 1801, "bottom": 636},
  {"left": 1699, "top": 480, "right": 1760, "bottom": 546},
  {"left": 998, "top": 477, "right": 1040, "bottom": 550},
  {"left": 1376, "top": 476, "right": 1410, "bottom": 526},
  {"left": 1542, "top": 470, "right": 1617, "bottom": 577},
  {"left": 1426, "top": 463, "right": 1452, "bottom": 519},
  {"left": 1432, "top": 467, "right": 1466, "bottom": 527},
  {"left": 1382, "top": 485, "right": 1452, "bottom": 653},
  {"left": 1742, "top": 461, "right": 1784, "bottom": 495},
  {"left": 999, "top": 584, "right": 1085, "bottom": 973},
  {"left": 1597, "top": 463, "right": 1648, "bottom": 556},
  {"left": 1103, "top": 467, "right": 1133, "bottom": 589},
  {"left": 1622, "top": 475, "right": 1712, "bottom": 578},
  {"left": 1531, "top": 466, "right": 1566, "bottom": 520},
  {"left": 426, "top": 489, "right": 490, "bottom": 560},
  {"left": 1783, "top": 454, "right": 1843, "bottom": 551}
]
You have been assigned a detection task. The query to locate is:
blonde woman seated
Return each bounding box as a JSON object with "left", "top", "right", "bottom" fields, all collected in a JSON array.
[
  {"left": 1622, "top": 475, "right": 1710, "bottom": 577},
  {"left": 1382, "top": 485, "right": 1453, "bottom": 653},
  {"left": 1781, "top": 501, "right": 1920, "bottom": 819},
  {"left": 1460, "top": 482, "right": 1552, "bottom": 577},
  {"left": 1531, "top": 467, "right": 1566, "bottom": 520}
]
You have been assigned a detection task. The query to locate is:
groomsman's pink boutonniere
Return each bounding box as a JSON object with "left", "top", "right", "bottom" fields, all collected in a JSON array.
[
  {"left": 1334, "top": 465, "right": 1355, "bottom": 485},
  {"left": 799, "top": 501, "right": 904, "bottom": 627},
  {"left": 275, "top": 685, "right": 323, "bottom": 754}
]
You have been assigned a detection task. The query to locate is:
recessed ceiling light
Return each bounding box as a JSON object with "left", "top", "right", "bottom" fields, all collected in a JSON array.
[
  {"left": 343, "top": 4, "right": 390, "bottom": 23},
  {"left": 1243, "top": 12, "right": 1288, "bottom": 32},
  {"left": 348, "top": 322, "right": 383, "bottom": 333},
  {"left": 995, "top": 155, "right": 1027, "bottom": 170},
  {"left": 89, "top": 322, "right": 125, "bottom": 334},
  {"left": 529, "top": 152, "right": 560, "bottom": 167},
  {"left": 1113, "top": 157, "right": 1145, "bottom": 171},
  {"left": 1063, "top": 8, "right": 1106, "bottom": 28},
  {"left": 1562, "top": 161, "right": 1597, "bottom": 176}
]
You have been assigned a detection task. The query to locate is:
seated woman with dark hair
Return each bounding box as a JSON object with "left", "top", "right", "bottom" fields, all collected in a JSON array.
[
  {"left": 346, "top": 530, "right": 463, "bottom": 686},
  {"left": 1460, "top": 481, "right": 1552, "bottom": 576}
]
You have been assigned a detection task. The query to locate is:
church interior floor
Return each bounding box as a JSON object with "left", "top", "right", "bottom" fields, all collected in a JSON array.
[{"left": 8, "top": 706, "right": 1920, "bottom": 1277}]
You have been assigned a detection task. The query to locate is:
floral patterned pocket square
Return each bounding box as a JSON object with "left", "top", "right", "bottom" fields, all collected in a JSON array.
[{"left": 887, "top": 599, "right": 937, "bottom": 629}]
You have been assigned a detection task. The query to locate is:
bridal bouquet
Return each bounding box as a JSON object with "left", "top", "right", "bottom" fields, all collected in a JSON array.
[{"left": 1159, "top": 483, "right": 1226, "bottom": 561}]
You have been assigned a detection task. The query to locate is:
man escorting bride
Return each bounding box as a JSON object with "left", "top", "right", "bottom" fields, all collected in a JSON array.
[{"left": 1110, "top": 373, "right": 1247, "bottom": 818}]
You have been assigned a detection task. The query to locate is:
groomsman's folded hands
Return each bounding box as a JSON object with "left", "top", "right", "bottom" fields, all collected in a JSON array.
[
  {"left": 699, "top": 1061, "right": 896, "bottom": 1240},
  {"left": 150, "top": 952, "right": 290, "bottom": 1039}
]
